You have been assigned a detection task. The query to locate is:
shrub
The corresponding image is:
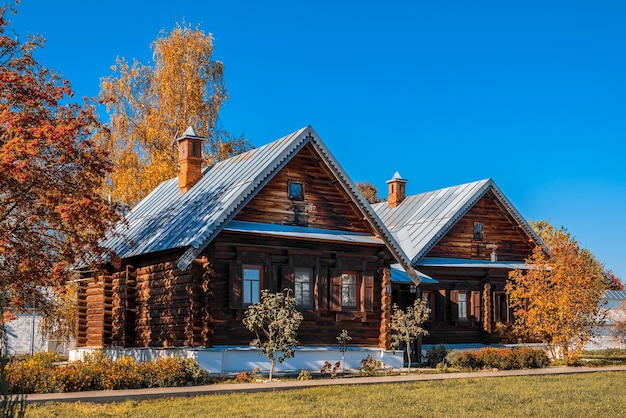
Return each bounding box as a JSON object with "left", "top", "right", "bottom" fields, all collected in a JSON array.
[
  {"left": 452, "top": 347, "right": 549, "bottom": 371},
  {"left": 4, "top": 352, "right": 210, "bottom": 393},
  {"left": 0, "top": 356, "right": 26, "bottom": 418},
  {"left": 359, "top": 355, "right": 382, "bottom": 377},
  {"left": 297, "top": 369, "right": 312, "bottom": 380},
  {"left": 321, "top": 361, "right": 341, "bottom": 378},
  {"left": 425, "top": 344, "right": 448, "bottom": 368},
  {"left": 514, "top": 347, "right": 550, "bottom": 369},
  {"left": 445, "top": 349, "right": 461, "bottom": 366},
  {"left": 234, "top": 367, "right": 259, "bottom": 383}
]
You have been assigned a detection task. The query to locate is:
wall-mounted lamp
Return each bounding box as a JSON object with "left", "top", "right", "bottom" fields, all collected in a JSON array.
[
  {"left": 486, "top": 244, "right": 498, "bottom": 262},
  {"left": 385, "top": 284, "right": 392, "bottom": 295},
  {"left": 409, "top": 284, "right": 417, "bottom": 293}
]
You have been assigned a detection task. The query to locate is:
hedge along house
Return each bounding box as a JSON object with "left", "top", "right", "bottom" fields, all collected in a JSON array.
[
  {"left": 373, "top": 175, "right": 543, "bottom": 345},
  {"left": 74, "top": 126, "right": 419, "bottom": 373}
]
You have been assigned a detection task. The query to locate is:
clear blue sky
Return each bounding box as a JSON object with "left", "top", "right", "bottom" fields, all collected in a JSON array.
[{"left": 11, "top": 1, "right": 626, "bottom": 280}]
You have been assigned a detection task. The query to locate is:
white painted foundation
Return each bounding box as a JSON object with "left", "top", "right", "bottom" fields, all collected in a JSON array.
[{"left": 69, "top": 346, "right": 404, "bottom": 376}]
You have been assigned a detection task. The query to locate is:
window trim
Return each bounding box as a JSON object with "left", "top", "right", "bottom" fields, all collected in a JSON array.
[
  {"left": 288, "top": 180, "right": 304, "bottom": 200},
  {"left": 242, "top": 264, "right": 263, "bottom": 306},
  {"left": 457, "top": 292, "right": 469, "bottom": 320},
  {"left": 294, "top": 267, "right": 314, "bottom": 309},
  {"left": 341, "top": 270, "right": 360, "bottom": 310},
  {"left": 473, "top": 222, "right": 484, "bottom": 241}
]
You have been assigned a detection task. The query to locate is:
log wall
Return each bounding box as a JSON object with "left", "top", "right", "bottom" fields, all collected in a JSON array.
[
  {"left": 206, "top": 232, "right": 390, "bottom": 348},
  {"left": 416, "top": 266, "right": 514, "bottom": 345},
  {"left": 76, "top": 274, "right": 114, "bottom": 347}
]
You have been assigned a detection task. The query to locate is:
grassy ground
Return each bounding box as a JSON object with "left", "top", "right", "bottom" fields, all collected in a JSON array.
[
  {"left": 24, "top": 371, "right": 626, "bottom": 418},
  {"left": 581, "top": 348, "right": 626, "bottom": 365}
]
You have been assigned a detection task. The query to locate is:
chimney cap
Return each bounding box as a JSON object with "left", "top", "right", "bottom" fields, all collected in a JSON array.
[
  {"left": 177, "top": 126, "right": 204, "bottom": 142},
  {"left": 386, "top": 171, "right": 408, "bottom": 184}
]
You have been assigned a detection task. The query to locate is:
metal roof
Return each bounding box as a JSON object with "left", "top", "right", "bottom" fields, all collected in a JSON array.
[
  {"left": 372, "top": 179, "right": 542, "bottom": 266},
  {"left": 224, "top": 221, "right": 385, "bottom": 245},
  {"left": 103, "top": 126, "right": 418, "bottom": 279},
  {"left": 418, "top": 257, "right": 531, "bottom": 270},
  {"left": 604, "top": 290, "right": 626, "bottom": 300},
  {"left": 390, "top": 264, "right": 438, "bottom": 284}
]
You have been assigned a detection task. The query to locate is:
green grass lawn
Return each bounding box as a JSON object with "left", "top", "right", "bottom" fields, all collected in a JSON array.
[{"left": 25, "top": 371, "right": 626, "bottom": 418}]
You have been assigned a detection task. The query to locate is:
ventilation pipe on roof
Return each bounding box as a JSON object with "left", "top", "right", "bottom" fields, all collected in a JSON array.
[
  {"left": 386, "top": 171, "right": 408, "bottom": 208},
  {"left": 177, "top": 126, "right": 205, "bottom": 193}
]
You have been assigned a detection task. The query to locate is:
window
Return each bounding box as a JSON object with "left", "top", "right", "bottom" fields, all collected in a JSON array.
[
  {"left": 494, "top": 291, "right": 513, "bottom": 323},
  {"left": 294, "top": 267, "right": 313, "bottom": 308},
  {"left": 341, "top": 272, "right": 358, "bottom": 308},
  {"left": 473, "top": 222, "right": 484, "bottom": 241},
  {"left": 243, "top": 265, "right": 263, "bottom": 305},
  {"left": 288, "top": 180, "right": 304, "bottom": 200},
  {"left": 458, "top": 292, "right": 468, "bottom": 320}
]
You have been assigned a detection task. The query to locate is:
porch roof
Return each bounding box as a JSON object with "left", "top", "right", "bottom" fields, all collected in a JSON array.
[
  {"left": 417, "top": 257, "right": 531, "bottom": 270},
  {"left": 223, "top": 220, "right": 385, "bottom": 245},
  {"left": 390, "top": 264, "right": 438, "bottom": 284}
]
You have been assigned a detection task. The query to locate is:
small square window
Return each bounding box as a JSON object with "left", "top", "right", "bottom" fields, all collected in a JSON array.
[
  {"left": 288, "top": 181, "right": 304, "bottom": 200},
  {"left": 473, "top": 222, "right": 484, "bottom": 241}
]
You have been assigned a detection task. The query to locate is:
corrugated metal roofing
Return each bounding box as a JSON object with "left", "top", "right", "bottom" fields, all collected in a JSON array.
[
  {"left": 372, "top": 179, "right": 541, "bottom": 266},
  {"left": 104, "top": 126, "right": 310, "bottom": 261},
  {"left": 103, "top": 126, "right": 419, "bottom": 281},
  {"left": 604, "top": 290, "right": 626, "bottom": 300},
  {"left": 224, "top": 220, "right": 385, "bottom": 245},
  {"left": 418, "top": 257, "right": 531, "bottom": 270},
  {"left": 390, "top": 264, "right": 438, "bottom": 284}
]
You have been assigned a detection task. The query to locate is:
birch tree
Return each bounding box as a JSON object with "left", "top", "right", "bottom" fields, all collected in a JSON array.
[
  {"left": 99, "top": 22, "right": 250, "bottom": 206},
  {"left": 506, "top": 221, "right": 606, "bottom": 363}
]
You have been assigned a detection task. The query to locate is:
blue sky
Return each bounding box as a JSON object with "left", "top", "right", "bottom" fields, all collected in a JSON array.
[{"left": 11, "top": 1, "right": 626, "bottom": 280}]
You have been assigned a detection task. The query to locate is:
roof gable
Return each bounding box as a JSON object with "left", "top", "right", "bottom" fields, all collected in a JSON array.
[
  {"left": 372, "top": 179, "right": 541, "bottom": 266},
  {"left": 104, "top": 126, "right": 415, "bottom": 276},
  {"left": 234, "top": 142, "right": 373, "bottom": 233}
]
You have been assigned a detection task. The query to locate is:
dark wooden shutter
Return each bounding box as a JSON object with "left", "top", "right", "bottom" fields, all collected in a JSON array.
[
  {"left": 450, "top": 290, "right": 459, "bottom": 322},
  {"left": 330, "top": 268, "right": 342, "bottom": 312},
  {"left": 317, "top": 269, "right": 329, "bottom": 311},
  {"left": 267, "top": 265, "right": 280, "bottom": 293},
  {"left": 471, "top": 291, "right": 481, "bottom": 321},
  {"left": 436, "top": 290, "right": 446, "bottom": 322},
  {"left": 362, "top": 272, "right": 374, "bottom": 312},
  {"left": 229, "top": 262, "right": 243, "bottom": 309},
  {"left": 282, "top": 267, "right": 295, "bottom": 293}
]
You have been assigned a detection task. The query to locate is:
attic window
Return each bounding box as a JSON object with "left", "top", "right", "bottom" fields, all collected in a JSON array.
[
  {"left": 473, "top": 222, "right": 484, "bottom": 241},
  {"left": 288, "top": 180, "right": 304, "bottom": 200}
]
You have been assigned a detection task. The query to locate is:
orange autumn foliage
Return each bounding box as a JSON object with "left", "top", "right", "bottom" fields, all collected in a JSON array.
[
  {"left": 99, "top": 22, "right": 251, "bottom": 207},
  {"left": 506, "top": 221, "right": 606, "bottom": 361},
  {"left": 0, "top": 4, "right": 122, "bottom": 311}
]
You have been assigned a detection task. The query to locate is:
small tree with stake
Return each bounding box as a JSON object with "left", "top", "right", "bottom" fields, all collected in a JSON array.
[
  {"left": 243, "top": 289, "right": 303, "bottom": 381},
  {"left": 336, "top": 329, "right": 352, "bottom": 373},
  {"left": 390, "top": 298, "right": 430, "bottom": 374}
]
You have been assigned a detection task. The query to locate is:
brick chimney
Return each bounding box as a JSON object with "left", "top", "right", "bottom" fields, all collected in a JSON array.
[
  {"left": 386, "top": 172, "right": 408, "bottom": 208},
  {"left": 177, "top": 126, "right": 205, "bottom": 193}
]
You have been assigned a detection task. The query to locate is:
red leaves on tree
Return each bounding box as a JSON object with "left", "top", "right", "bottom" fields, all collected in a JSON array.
[{"left": 0, "top": 4, "right": 122, "bottom": 311}]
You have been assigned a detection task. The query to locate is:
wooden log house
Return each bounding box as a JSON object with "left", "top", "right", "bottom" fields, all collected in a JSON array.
[
  {"left": 373, "top": 175, "right": 543, "bottom": 344},
  {"left": 76, "top": 126, "right": 418, "bottom": 350}
]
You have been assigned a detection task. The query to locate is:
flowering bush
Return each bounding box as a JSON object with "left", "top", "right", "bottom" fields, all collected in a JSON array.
[{"left": 3, "top": 351, "right": 209, "bottom": 394}]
